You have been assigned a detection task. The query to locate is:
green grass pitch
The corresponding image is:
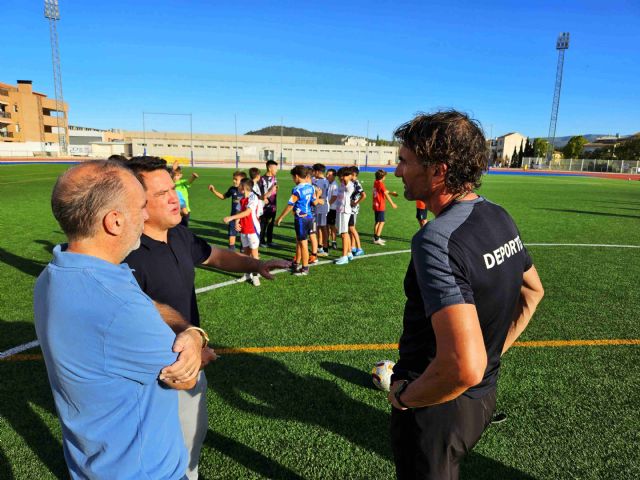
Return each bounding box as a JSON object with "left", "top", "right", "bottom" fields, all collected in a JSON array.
[{"left": 0, "top": 164, "right": 639, "bottom": 479}]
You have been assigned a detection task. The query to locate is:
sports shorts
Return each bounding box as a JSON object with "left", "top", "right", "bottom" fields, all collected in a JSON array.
[
  {"left": 348, "top": 214, "right": 356, "bottom": 227},
  {"left": 315, "top": 212, "right": 328, "bottom": 227},
  {"left": 228, "top": 219, "right": 240, "bottom": 237},
  {"left": 374, "top": 210, "right": 385, "bottom": 223},
  {"left": 327, "top": 209, "right": 337, "bottom": 226},
  {"left": 294, "top": 215, "right": 314, "bottom": 241},
  {"left": 336, "top": 212, "right": 351, "bottom": 235},
  {"left": 241, "top": 233, "right": 260, "bottom": 249}
]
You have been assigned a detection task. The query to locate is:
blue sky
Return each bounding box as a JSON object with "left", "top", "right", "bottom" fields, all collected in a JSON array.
[{"left": 4, "top": 0, "right": 639, "bottom": 139}]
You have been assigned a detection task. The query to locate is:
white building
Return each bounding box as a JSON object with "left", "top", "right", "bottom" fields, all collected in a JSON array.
[
  {"left": 342, "top": 136, "right": 373, "bottom": 147},
  {"left": 495, "top": 132, "right": 527, "bottom": 162}
]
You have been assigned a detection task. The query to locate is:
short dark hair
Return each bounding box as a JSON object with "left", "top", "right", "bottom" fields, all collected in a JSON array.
[
  {"left": 337, "top": 167, "right": 352, "bottom": 178},
  {"left": 351, "top": 166, "right": 360, "bottom": 175},
  {"left": 393, "top": 110, "right": 488, "bottom": 195},
  {"left": 51, "top": 160, "right": 129, "bottom": 242},
  {"left": 233, "top": 171, "right": 247, "bottom": 179},
  {"left": 375, "top": 169, "right": 387, "bottom": 180},
  {"left": 108, "top": 154, "right": 128, "bottom": 162},
  {"left": 249, "top": 167, "right": 260, "bottom": 179},
  {"left": 122, "top": 156, "right": 168, "bottom": 188},
  {"left": 290, "top": 165, "right": 309, "bottom": 178},
  {"left": 327, "top": 168, "right": 337, "bottom": 176},
  {"left": 312, "top": 163, "right": 326, "bottom": 173},
  {"left": 266, "top": 160, "right": 278, "bottom": 168},
  {"left": 240, "top": 178, "right": 254, "bottom": 190}
]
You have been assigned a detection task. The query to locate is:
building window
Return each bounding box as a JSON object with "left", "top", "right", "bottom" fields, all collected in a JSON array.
[{"left": 14, "top": 105, "right": 18, "bottom": 113}]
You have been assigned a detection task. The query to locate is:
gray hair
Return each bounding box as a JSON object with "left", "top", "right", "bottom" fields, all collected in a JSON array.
[{"left": 51, "top": 160, "right": 130, "bottom": 242}]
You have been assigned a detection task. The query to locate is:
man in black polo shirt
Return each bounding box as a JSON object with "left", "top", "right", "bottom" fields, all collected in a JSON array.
[
  {"left": 122, "top": 156, "right": 289, "bottom": 480},
  {"left": 387, "top": 111, "right": 544, "bottom": 480}
]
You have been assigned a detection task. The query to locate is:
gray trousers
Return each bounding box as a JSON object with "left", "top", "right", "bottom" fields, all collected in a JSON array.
[{"left": 178, "top": 371, "right": 208, "bottom": 480}]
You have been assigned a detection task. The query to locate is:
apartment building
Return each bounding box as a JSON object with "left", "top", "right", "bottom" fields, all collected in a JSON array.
[
  {"left": 0, "top": 80, "right": 68, "bottom": 155},
  {"left": 495, "top": 132, "right": 527, "bottom": 161}
]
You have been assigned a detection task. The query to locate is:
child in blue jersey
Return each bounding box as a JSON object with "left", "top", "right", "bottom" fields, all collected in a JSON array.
[
  {"left": 276, "top": 165, "right": 322, "bottom": 276},
  {"left": 208, "top": 171, "right": 247, "bottom": 250}
]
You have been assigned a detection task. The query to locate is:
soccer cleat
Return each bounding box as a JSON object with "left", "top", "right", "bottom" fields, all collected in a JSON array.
[
  {"left": 317, "top": 248, "right": 329, "bottom": 257},
  {"left": 294, "top": 267, "right": 309, "bottom": 276},
  {"left": 309, "top": 255, "right": 319, "bottom": 265},
  {"left": 250, "top": 274, "right": 261, "bottom": 286},
  {"left": 354, "top": 249, "right": 365, "bottom": 257},
  {"left": 347, "top": 254, "right": 354, "bottom": 261},
  {"left": 351, "top": 248, "right": 357, "bottom": 254},
  {"left": 334, "top": 256, "right": 349, "bottom": 265},
  {"left": 289, "top": 262, "right": 299, "bottom": 273},
  {"left": 373, "top": 238, "right": 385, "bottom": 245}
]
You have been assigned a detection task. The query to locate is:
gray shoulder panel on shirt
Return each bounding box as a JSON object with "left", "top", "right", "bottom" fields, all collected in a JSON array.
[{"left": 411, "top": 200, "right": 478, "bottom": 317}]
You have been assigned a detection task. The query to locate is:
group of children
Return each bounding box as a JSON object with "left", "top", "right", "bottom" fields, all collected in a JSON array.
[{"left": 175, "top": 160, "right": 427, "bottom": 283}]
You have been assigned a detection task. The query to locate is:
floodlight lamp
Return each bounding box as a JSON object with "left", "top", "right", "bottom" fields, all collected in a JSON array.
[
  {"left": 44, "top": 0, "right": 60, "bottom": 20},
  {"left": 556, "top": 32, "right": 569, "bottom": 50}
]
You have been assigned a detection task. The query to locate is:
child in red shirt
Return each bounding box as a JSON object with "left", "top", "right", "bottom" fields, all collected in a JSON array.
[{"left": 372, "top": 169, "right": 398, "bottom": 245}]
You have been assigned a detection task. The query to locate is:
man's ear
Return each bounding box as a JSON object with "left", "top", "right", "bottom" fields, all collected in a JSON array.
[
  {"left": 434, "top": 163, "right": 448, "bottom": 177},
  {"left": 103, "top": 210, "right": 123, "bottom": 237}
]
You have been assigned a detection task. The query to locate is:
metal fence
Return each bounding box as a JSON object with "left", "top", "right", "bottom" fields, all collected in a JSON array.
[{"left": 523, "top": 157, "right": 640, "bottom": 174}]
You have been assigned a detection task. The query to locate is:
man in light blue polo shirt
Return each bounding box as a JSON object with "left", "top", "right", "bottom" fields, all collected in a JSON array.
[{"left": 34, "top": 160, "right": 199, "bottom": 479}]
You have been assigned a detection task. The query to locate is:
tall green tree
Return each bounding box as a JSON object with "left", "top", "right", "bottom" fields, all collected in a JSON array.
[
  {"left": 562, "top": 136, "right": 588, "bottom": 159},
  {"left": 518, "top": 140, "right": 524, "bottom": 167},
  {"left": 511, "top": 146, "right": 518, "bottom": 167},
  {"left": 533, "top": 138, "right": 550, "bottom": 157}
]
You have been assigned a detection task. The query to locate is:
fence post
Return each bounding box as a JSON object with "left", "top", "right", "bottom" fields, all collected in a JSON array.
[
  {"left": 569, "top": 159, "right": 573, "bottom": 171},
  {"left": 580, "top": 159, "right": 584, "bottom": 171},
  {"left": 606, "top": 159, "right": 610, "bottom": 172}
]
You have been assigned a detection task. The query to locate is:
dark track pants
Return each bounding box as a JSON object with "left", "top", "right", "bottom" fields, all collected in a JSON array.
[
  {"left": 390, "top": 388, "right": 496, "bottom": 480},
  {"left": 260, "top": 210, "right": 276, "bottom": 244}
]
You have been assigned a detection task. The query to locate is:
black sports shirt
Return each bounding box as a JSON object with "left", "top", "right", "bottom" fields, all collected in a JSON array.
[
  {"left": 395, "top": 196, "right": 533, "bottom": 398},
  {"left": 123, "top": 225, "right": 212, "bottom": 327}
]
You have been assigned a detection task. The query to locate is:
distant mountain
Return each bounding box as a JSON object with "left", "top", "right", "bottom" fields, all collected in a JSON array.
[
  {"left": 551, "top": 134, "right": 609, "bottom": 148},
  {"left": 245, "top": 126, "right": 348, "bottom": 145}
]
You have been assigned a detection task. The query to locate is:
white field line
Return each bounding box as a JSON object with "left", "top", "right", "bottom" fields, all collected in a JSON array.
[
  {"left": 2, "top": 242, "right": 639, "bottom": 359},
  {"left": 0, "top": 340, "right": 40, "bottom": 359}
]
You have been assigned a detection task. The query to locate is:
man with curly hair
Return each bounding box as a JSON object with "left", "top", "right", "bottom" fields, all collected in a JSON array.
[{"left": 387, "top": 111, "right": 544, "bottom": 480}]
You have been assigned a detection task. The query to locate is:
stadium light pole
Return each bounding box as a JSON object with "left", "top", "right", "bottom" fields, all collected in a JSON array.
[
  {"left": 44, "top": 0, "right": 67, "bottom": 155},
  {"left": 546, "top": 32, "right": 570, "bottom": 164},
  {"left": 365, "top": 120, "right": 370, "bottom": 170},
  {"left": 234, "top": 114, "right": 239, "bottom": 169},
  {"left": 280, "top": 116, "right": 284, "bottom": 169}
]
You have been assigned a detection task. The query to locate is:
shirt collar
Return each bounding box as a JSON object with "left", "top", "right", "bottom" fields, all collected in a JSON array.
[{"left": 51, "top": 244, "right": 132, "bottom": 274}]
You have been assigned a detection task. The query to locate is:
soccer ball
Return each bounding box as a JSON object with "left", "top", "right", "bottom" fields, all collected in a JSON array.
[{"left": 371, "top": 360, "right": 395, "bottom": 392}]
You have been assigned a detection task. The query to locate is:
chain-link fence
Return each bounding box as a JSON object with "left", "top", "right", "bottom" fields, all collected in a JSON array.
[{"left": 523, "top": 157, "right": 640, "bottom": 174}]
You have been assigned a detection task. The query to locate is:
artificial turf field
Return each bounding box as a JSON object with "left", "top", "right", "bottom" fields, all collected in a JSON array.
[{"left": 0, "top": 164, "right": 638, "bottom": 480}]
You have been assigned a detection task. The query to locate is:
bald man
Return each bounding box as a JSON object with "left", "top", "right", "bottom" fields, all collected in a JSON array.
[{"left": 34, "top": 160, "right": 197, "bottom": 480}]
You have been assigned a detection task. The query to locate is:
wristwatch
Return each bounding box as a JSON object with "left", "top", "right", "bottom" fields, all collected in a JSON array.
[{"left": 394, "top": 380, "right": 411, "bottom": 409}]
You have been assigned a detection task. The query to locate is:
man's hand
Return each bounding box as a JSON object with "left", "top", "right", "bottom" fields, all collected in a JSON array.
[
  {"left": 160, "top": 329, "right": 202, "bottom": 385},
  {"left": 276, "top": 217, "right": 283, "bottom": 226},
  {"left": 201, "top": 346, "right": 218, "bottom": 369},
  {"left": 191, "top": 173, "right": 199, "bottom": 179},
  {"left": 256, "top": 259, "right": 291, "bottom": 279},
  {"left": 223, "top": 216, "right": 232, "bottom": 224},
  {"left": 208, "top": 184, "right": 216, "bottom": 193},
  {"left": 387, "top": 381, "right": 408, "bottom": 410},
  {"left": 391, "top": 203, "right": 398, "bottom": 209}
]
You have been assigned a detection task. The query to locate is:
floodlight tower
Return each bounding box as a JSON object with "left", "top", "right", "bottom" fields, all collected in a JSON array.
[
  {"left": 44, "top": 0, "right": 67, "bottom": 154},
  {"left": 546, "top": 32, "right": 570, "bottom": 162}
]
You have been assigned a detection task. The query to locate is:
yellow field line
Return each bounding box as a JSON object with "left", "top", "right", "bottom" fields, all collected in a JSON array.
[{"left": 2, "top": 339, "right": 638, "bottom": 362}]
